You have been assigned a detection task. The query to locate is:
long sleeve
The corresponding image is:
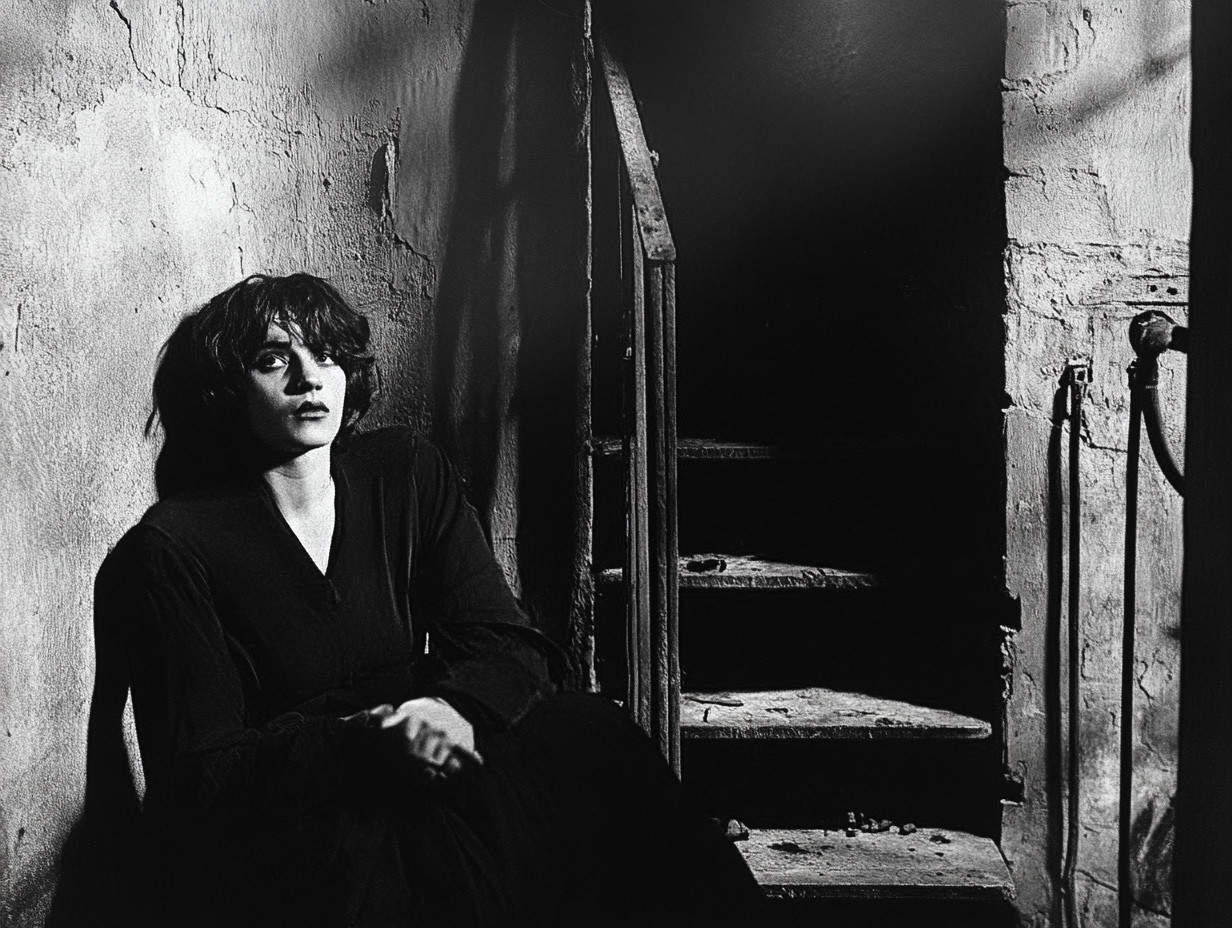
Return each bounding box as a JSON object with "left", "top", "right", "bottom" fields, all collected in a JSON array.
[
  {"left": 409, "top": 438, "right": 560, "bottom": 730},
  {"left": 99, "top": 524, "right": 363, "bottom": 826}
]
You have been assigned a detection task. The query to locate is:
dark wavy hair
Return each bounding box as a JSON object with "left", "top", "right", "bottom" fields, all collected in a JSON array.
[{"left": 147, "top": 273, "right": 378, "bottom": 499}]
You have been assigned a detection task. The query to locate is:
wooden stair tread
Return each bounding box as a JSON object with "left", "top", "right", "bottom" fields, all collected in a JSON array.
[
  {"left": 598, "top": 555, "right": 877, "bottom": 590},
  {"left": 739, "top": 827, "right": 1014, "bottom": 901},
  {"left": 677, "top": 439, "right": 798, "bottom": 460},
  {"left": 591, "top": 436, "right": 797, "bottom": 460},
  {"left": 682, "top": 688, "right": 991, "bottom": 740},
  {"left": 590, "top": 434, "right": 909, "bottom": 460}
]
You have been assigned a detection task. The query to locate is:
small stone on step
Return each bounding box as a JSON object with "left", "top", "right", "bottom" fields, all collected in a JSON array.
[{"left": 724, "top": 819, "right": 750, "bottom": 841}]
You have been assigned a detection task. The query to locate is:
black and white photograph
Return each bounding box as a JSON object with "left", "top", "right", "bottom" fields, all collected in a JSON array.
[{"left": 1, "top": 2, "right": 1223, "bottom": 926}]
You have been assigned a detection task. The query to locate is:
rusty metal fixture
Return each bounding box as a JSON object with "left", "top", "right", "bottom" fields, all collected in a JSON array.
[
  {"left": 1128, "top": 309, "right": 1187, "bottom": 496},
  {"left": 1129, "top": 309, "right": 1189, "bottom": 358}
]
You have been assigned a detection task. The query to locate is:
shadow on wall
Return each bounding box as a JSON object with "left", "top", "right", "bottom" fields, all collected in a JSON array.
[
  {"left": 48, "top": 5, "right": 587, "bottom": 920},
  {"left": 45, "top": 583, "right": 144, "bottom": 928},
  {"left": 432, "top": 0, "right": 587, "bottom": 680}
]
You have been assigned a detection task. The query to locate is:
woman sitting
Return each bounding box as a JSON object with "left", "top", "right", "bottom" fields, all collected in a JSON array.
[{"left": 97, "top": 272, "right": 762, "bottom": 926}]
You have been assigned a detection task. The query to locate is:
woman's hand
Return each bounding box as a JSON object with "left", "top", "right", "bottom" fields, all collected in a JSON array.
[{"left": 347, "top": 697, "right": 482, "bottom": 780}]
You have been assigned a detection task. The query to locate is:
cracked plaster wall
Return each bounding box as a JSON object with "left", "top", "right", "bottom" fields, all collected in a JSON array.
[
  {"left": 0, "top": 1, "right": 588, "bottom": 924},
  {"left": 1002, "top": 1, "right": 1190, "bottom": 925}
]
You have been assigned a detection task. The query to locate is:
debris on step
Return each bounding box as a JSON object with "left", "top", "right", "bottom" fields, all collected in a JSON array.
[
  {"left": 685, "top": 694, "right": 745, "bottom": 708},
  {"left": 845, "top": 811, "right": 860, "bottom": 837},
  {"left": 875, "top": 716, "right": 910, "bottom": 727},
  {"left": 768, "top": 841, "right": 808, "bottom": 854},
  {"left": 708, "top": 817, "right": 750, "bottom": 841},
  {"left": 725, "top": 819, "right": 750, "bottom": 842},
  {"left": 685, "top": 556, "right": 727, "bottom": 573},
  {"left": 842, "top": 812, "right": 921, "bottom": 837}
]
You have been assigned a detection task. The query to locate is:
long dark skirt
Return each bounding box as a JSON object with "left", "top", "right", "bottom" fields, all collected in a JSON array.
[{"left": 140, "top": 694, "right": 763, "bottom": 927}]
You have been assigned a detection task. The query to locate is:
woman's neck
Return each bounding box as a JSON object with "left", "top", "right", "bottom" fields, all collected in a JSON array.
[{"left": 260, "top": 444, "right": 334, "bottom": 517}]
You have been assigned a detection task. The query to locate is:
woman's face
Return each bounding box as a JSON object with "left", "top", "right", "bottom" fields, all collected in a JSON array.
[{"left": 244, "top": 320, "right": 347, "bottom": 456}]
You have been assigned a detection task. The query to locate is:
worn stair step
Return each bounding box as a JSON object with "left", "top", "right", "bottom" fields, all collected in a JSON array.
[
  {"left": 682, "top": 688, "right": 991, "bottom": 740},
  {"left": 598, "top": 554, "right": 877, "bottom": 590},
  {"left": 591, "top": 436, "right": 797, "bottom": 460},
  {"left": 739, "top": 827, "right": 1014, "bottom": 902},
  {"left": 591, "top": 434, "right": 908, "bottom": 461}
]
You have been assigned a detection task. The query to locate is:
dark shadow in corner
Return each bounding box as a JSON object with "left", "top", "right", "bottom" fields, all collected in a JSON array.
[
  {"left": 508, "top": 1, "right": 588, "bottom": 683},
  {"left": 45, "top": 579, "right": 143, "bottom": 928},
  {"left": 433, "top": 0, "right": 586, "bottom": 673},
  {"left": 1130, "top": 793, "right": 1175, "bottom": 919},
  {"left": 48, "top": 313, "right": 228, "bottom": 926},
  {"left": 431, "top": 0, "right": 519, "bottom": 528}
]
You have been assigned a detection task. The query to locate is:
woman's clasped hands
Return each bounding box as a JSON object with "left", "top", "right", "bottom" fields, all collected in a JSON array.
[{"left": 347, "top": 697, "right": 483, "bottom": 782}]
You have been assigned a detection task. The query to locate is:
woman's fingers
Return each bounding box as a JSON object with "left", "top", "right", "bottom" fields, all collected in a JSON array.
[
  {"left": 411, "top": 724, "right": 449, "bottom": 765},
  {"left": 449, "top": 743, "right": 484, "bottom": 768},
  {"left": 342, "top": 703, "right": 395, "bottom": 727},
  {"left": 369, "top": 700, "right": 483, "bottom": 779},
  {"left": 408, "top": 720, "right": 436, "bottom": 759},
  {"left": 428, "top": 730, "right": 452, "bottom": 766}
]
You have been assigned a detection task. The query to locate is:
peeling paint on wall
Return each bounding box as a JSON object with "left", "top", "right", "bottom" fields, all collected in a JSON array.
[{"left": 1002, "top": 2, "right": 1190, "bottom": 926}]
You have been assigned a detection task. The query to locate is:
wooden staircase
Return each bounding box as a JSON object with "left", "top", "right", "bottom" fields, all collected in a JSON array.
[{"left": 581, "top": 37, "right": 1013, "bottom": 920}]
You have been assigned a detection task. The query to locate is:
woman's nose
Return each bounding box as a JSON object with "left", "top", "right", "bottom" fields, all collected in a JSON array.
[{"left": 294, "top": 356, "right": 324, "bottom": 390}]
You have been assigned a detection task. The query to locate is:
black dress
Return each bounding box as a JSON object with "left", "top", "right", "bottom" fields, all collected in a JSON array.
[{"left": 98, "top": 427, "right": 761, "bottom": 926}]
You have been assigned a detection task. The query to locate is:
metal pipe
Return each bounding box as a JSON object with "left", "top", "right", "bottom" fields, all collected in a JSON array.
[
  {"left": 1120, "top": 364, "right": 1144, "bottom": 928},
  {"left": 1129, "top": 311, "right": 1186, "bottom": 497},
  {"left": 1063, "top": 362, "right": 1089, "bottom": 928}
]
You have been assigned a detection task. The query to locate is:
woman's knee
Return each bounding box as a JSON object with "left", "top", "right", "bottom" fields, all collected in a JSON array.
[{"left": 516, "top": 691, "right": 638, "bottom": 746}]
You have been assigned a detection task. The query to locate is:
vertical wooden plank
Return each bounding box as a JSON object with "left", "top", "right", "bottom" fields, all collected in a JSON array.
[
  {"left": 596, "top": 38, "right": 675, "bottom": 262},
  {"left": 664, "top": 260, "right": 680, "bottom": 775},
  {"left": 648, "top": 261, "right": 669, "bottom": 759},
  {"left": 571, "top": 0, "right": 596, "bottom": 693},
  {"left": 630, "top": 202, "right": 652, "bottom": 734},
  {"left": 618, "top": 161, "right": 639, "bottom": 721},
  {"left": 1176, "top": 2, "right": 1232, "bottom": 924}
]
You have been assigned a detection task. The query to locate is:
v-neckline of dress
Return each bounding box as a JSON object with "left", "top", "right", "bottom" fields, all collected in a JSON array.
[{"left": 256, "top": 462, "right": 346, "bottom": 582}]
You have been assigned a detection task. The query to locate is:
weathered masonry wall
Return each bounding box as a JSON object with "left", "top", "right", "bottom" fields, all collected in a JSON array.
[
  {"left": 0, "top": 2, "right": 587, "bottom": 924},
  {"left": 1002, "top": 2, "right": 1190, "bottom": 926}
]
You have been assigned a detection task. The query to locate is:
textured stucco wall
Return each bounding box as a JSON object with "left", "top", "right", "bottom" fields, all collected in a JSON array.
[
  {"left": 0, "top": 2, "right": 587, "bottom": 924},
  {"left": 1001, "top": 2, "right": 1190, "bottom": 925}
]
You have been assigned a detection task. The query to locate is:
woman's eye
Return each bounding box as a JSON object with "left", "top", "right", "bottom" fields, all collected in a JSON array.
[
  {"left": 251, "top": 353, "right": 286, "bottom": 372},
  {"left": 316, "top": 350, "right": 338, "bottom": 365}
]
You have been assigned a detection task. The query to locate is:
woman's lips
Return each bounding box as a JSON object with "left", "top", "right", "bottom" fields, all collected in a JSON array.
[{"left": 294, "top": 402, "right": 330, "bottom": 418}]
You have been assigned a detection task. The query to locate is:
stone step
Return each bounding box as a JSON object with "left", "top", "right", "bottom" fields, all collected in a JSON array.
[
  {"left": 682, "top": 688, "right": 991, "bottom": 740},
  {"left": 598, "top": 554, "right": 877, "bottom": 591},
  {"left": 739, "top": 827, "right": 1014, "bottom": 901}
]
